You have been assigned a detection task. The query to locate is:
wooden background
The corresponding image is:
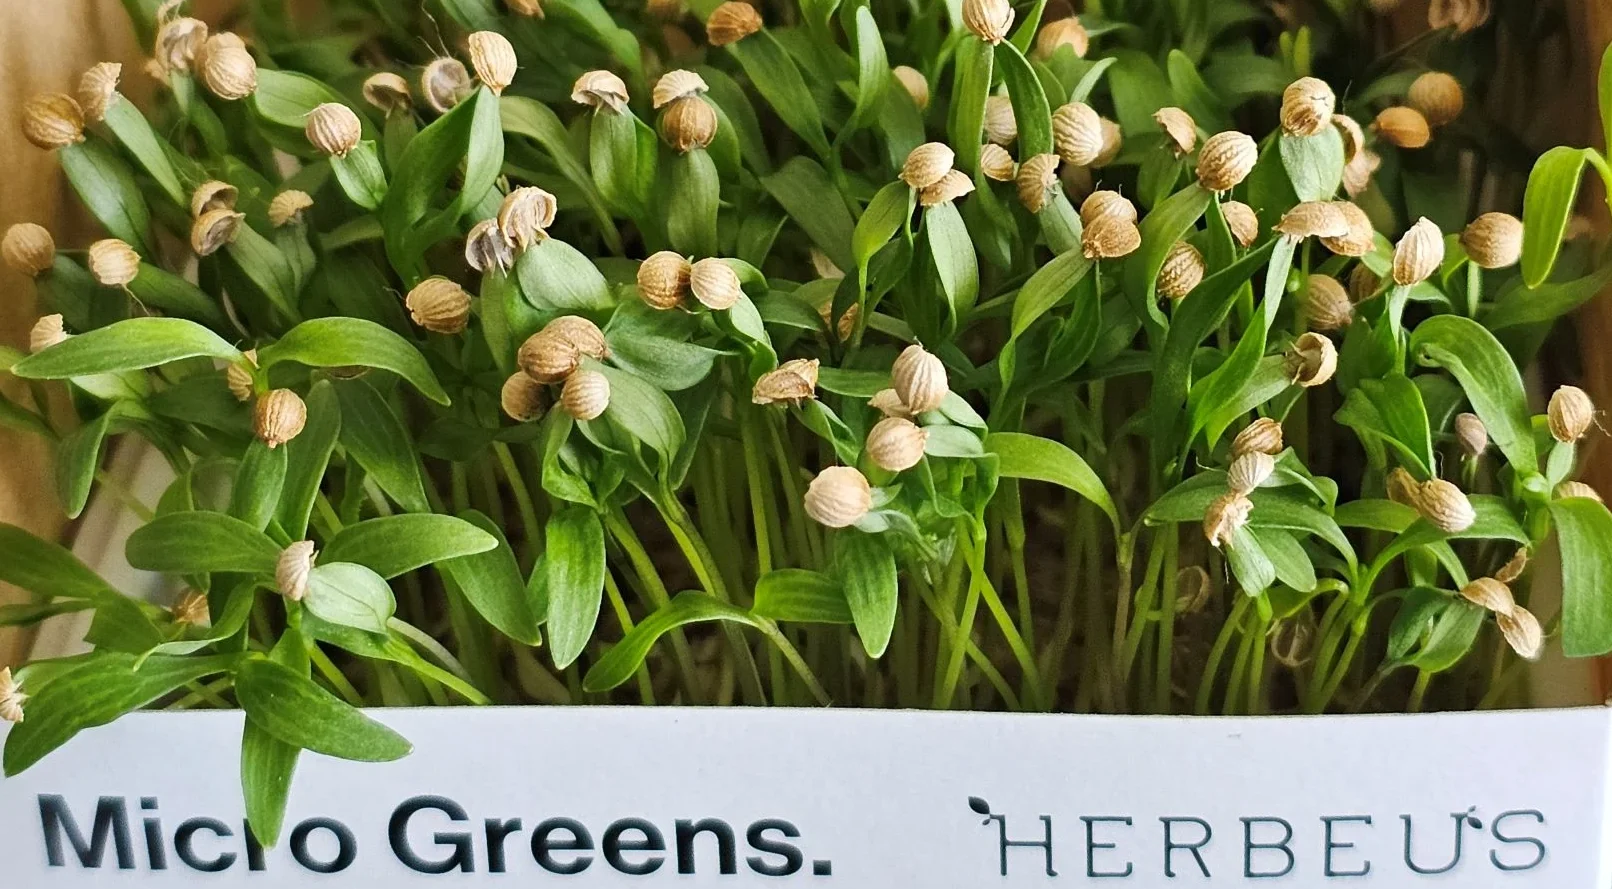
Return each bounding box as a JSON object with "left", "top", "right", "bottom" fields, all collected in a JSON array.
[{"left": 1, "top": 0, "right": 1609, "bottom": 698}]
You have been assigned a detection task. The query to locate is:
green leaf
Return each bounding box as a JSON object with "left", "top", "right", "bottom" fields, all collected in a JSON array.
[
  {"left": 1009, "top": 248, "right": 1093, "bottom": 340},
  {"left": 55, "top": 408, "right": 117, "bottom": 520},
  {"left": 323, "top": 514, "right": 498, "bottom": 579},
  {"left": 128, "top": 264, "right": 230, "bottom": 330},
  {"left": 1278, "top": 129, "right": 1345, "bottom": 202},
  {"left": 1551, "top": 496, "right": 1612, "bottom": 657},
  {"left": 12, "top": 318, "right": 239, "bottom": 379},
  {"left": 595, "top": 363, "right": 686, "bottom": 465},
  {"left": 924, "top": 201, "right": 979, "bottom": 319},
  {"left": 1250, "top": 528, "right": 1317, "bottom": 592},
  {"left": 59, "top": 140, "right": 151, "bottom": 255},
  {"left": 666, "top": 149, "right": 720, "bottom": 258},
  {"left": 1601, "top": 42, "right": 1612, "bottom": 163},
  {"left": 332, "top": 378, "right": 430, "bottom": 513},
  {"left": 845, "top": 7, "right": 890, "bottom": 133},
  {"left": 4, "top": 653, "right": 233, "bottom": 775},
  {"left": 381, "top": 88, "right": 502, "bottom": 281},
  {"left": 1225, "top": 525, "right": 1275, "bottom": 594},
  {"left": 0, "top": 524, "right": 113, "bottom": 599},
  {"left": 1520, "top": 146, "right": 1593, "bottom": 288},
  {"left": 276, "top": 381, "right": 340, "bottom": 539},
  {"left": 101, "top": 99, "right": 186, "bottom": 207},
  {"left": 437, "top": 510, "right": 543, "bottom": 646},
  {"left": 1123, "top": 184, "right": 1213, "bottom": 331},
  {"left": 236, "top": 658, "right": 411, "bottom": 762},
  {"left": 259, "top": 317, "right": 449, "bottom": 405},
  {"left": 516, "top": 237, "right": 615, "bottom": 312},
  {"left": 241, "top": 719, "right": 298, "bottom": 847},
  {"left": 303, "top": 562, "right": 395, "bottom": 634},
  {"left": 1166, "top": 49, "right": 1231, "bottom": 131},
  {"left": 252, "top": 69, "right": 371, "bottom": 134},
  {"left": 852, "top": 182, "right": 912, "bottom": 285},
  {"left": 1410, "top": 315, "right": 1536, "bottom": 472},
  {"left": 761, "top": 157, "right": 856, "bottom": 274},
  {"left": 501, "top": 96, "right": 621, "bottom": 254},
  {"left": 1408, "top": 601, "right": 1485, "bottom": 673},
  {"left": 752, "top": 569, "right": 852, "bottom": 623},
  {"left": 948, "top": 38, "right": 993, "bottom": 172},
  {"left": 728, "top": 32, "right": 830, "bottom": 157},
  {"left": 994, "top": 41, "right": 1053, "bottom": 157},
  {"left": 1485, "top": 264, "right": 1612, "bottom": 332},
  {"left": 126, "top": 512, "right": 281, "bottom": 575},
  {"left": 986, "top": 431, "right": 1119, "bottom": 531},
  {"left": 834, "top": 531, "right": 898, "bottom": 658},
  {"left": 582, "top": 592, "right": 759, "bottom": 692},
  {"left": 587, "top": 106, "right": 658, "bottom": 222},
  {"left": 545, "top": 506, "right": 608, "bottom": 668},
  {"left": 329, "top": 142, "right": 389, "bottom": 210},
  {"left": 923, "top": 425, "right": 986, "bottom": 458},
  {"left": 229, "top": 441, "right": 287, "bottom": 531},
  {"left": 604, "top": 302, "right": 722, "bottom": 391}
]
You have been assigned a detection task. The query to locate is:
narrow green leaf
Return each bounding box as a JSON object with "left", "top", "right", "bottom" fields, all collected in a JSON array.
[
  {"left": 1520, "top": 146, "right": 1592, "bottom": 288},
  {"left": 236, "top": 658, "right": 411, "bottom": 762},
  {"left": 229, "top": 441, "right": 288, "bottom": 531},
  {"left": 728, "top": 32, "right": 830, "bottom": 157},
  {"left": 276, "top": 381, "right": 340, "bottom": 539},
  {"left": 752, "top": 569, "right": 853, "bottom": 623},
  {"left": 582, "top": 592, "right": 758, "bottom": 692},
  {"left": 259, "top": 317, "right": 449, "bottom": 405},
  {"left": 986, "top": 431, "right": 1119, "bottom": 531},
  {"left": 332, "top": 378, "right": 431, "bottom": 513},
  {"left": 761, "top": 157, "right": 856, "bottom": 274},
  {"left": 438, "top": 510, "right": 543, "bottom": 646},
  {"left": 545, "top": 506, "right": 608, "bottom": 668},
  {"left": 1410, "top": 315, "right": 1536, "bottom": 472},
  {"left": 0, "top": 523, "right": 115, "bottom": 599},
  {"left": 13, "top": 318, "right": 239, "bottom": 379},
  {"left": 324, "top": 514, "right": 498, "bottom": 579},
  {"left": 1551, "top": 496, "right": 1612, "bottom": 657},
  {"left": 126, "top": 511, "right": 281, "bottom": 575}
]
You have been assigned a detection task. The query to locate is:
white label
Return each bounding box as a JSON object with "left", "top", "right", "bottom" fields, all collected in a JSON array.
[{"left": 2, "top": 707, "right": 1610, "bottom": 886}]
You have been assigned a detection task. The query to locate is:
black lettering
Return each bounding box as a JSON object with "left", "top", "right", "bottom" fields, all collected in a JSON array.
[
  {"left": 140, "top": 798, "right": 166, "bottom": 871},
  {"left": 243, "top": 821, "right": 266, "bottom": 871},
  {"left": 1402, "top": 813, "right": 1468, "bottom": 875},
  {"left": 746, "top": 819, "right": 803, "bottom": 876},
  {"left": 1160, "top": 817, "right": 1211, "bottom": 878},
  {"left": 1242, "top": 817, "right": 1294, "bottom": 878},
  {"left": 532, "top": 817, "right": 593, "bottom": 874},
  {"left": 1322, "top": 816, "right": 1371, "bottom": 877},
  {"left": 38, "top": 795, "right": 134, "bottom": 869},
  {"left": 485, "top": 819, "right": 523, "bottom": 874},
  {"left": 388, "top": 796, "right": 472, "bottom": 874},
  {"left": 175, "top": 818, "right": 236, "bottom": 873},
  {"left": 676, "top": 818, "right": 737, "bottom": 875},
  {"left": 289, "top": 818, "right": 356, "bottom": 874},
  {"left": 986, "top": 814, "right": 1057, "bottom": 876},
  {"left": 1491, "top": 810, "right": 1547, "bottom": 872},
  {"left": 603, "top": 818, "right": 666, "bottom": 875},
  {"left": 1081, "top": 816, "right": 1132, "bottom": 878}
]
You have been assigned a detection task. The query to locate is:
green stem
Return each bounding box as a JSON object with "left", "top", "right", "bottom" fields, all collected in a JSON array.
[
  {"left": 603, "top": 507, "right": 703, "bottom": 701},
  {"left": 1195, "top": 595, "right": 1251, "bottom": 715},
  {"left": 935, "top": 551, "right": 983, "bottom": 709},
  {"left": 1153, "top": 528, "right": 1179, "bottom": 713},
  {"left": 493, "top": 442, "right": 541, "bottom": 558},
  {"left": 310, "top": 644, "right": 366, "bottom": 706},
  {"left": 963, "top": 533, "right": 1045, "bottom": 710},
  {"left": 603, "top": 569, "right": 656, "bottom": 705},
  {"left": 1407, "top": 670, "right": 1432, "bottom": 712},
  {"left": 657, "top": 499, "right": 767, "bottom": 705}
]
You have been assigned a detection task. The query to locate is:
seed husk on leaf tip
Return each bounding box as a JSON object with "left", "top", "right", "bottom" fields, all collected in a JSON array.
[
  {"left": 892, "top": 66, "right": 929, "bottom": 109},
  {"left": 1461, "top": 212, "right": 1523, "bottom": 269},
  {"left": 1279, "top": 76, "right": 1335, "bottom": 137},
  {"left": 1556, "top": 481, "right": 1603, "bottom": 503},
  {"left": 638, "top": 251, "right": 692, "bottom": 309},
  {"left": 1454, "top": 412, "right": 1488, "bottom": 458},
  {"left": 1052, "top": 101, "right": 1103, "bottom": 167},
  {"left": 1285, "top": 332, "right": 1338, "bottom": 387},
  {"left": 1374, "top": 106, "right": 1431, "bottom": 149},
  {"left": 1196, "top": 131, "right": 1257, "bottom": 192},
  {"left": 804, "top": 466, "right": 873, "bottom": 527},
  {"left": 892, "top": 344, "right": 948, "bottom": 414},
  {"left": 1548, "top": 385, "right": 1595, "bottom": 443},
  {"left": 752, "top": 358, "right": 819, "bottom": 405},
  {"left": 1417, "top": 478, "right": 1476, "bottom": 533},
  {"left": 961, "top": 0, "right": 1014, "bottom": 44},
  {"left": 688, "top": 257, "right": 742, "bottom": 310},
  {"left": 190, "top": 208, "right": 244, "bottom": 256},
  {"left": 305, "top": 103, "right": 362, "bottom": 157},
  {"left": 255, "top": 389, "right": 308, "bottom": 449},
  {"left": 1303, "top": 275, "right": 1353, "bottom": 331},
  {"left": 78, "top": 62, "right": 122, "bottom": 121},
  {"left": 1033, "top": 17, "right": 1088, "bottom": 60},
  {"left": 29, "top": 314, "right": 67, "bottom": 354},
  {"left": 1204, "top": 492, "right": 1253, "bottom": 548},
  {"left": 1156, "top": 240, "right": 1204, "bottom": 300},
  {"left": 0, "top": 667, "right": 28, "bottom": 724},
  {"left": 363, "top": 72, "right": 413, "bottom": 114},
  {"left": 562, "top": 369, "right": 611, "bottom": 420},
  {"left": 423, "top": 57, "right": 474, "bottom": 112},
  {"left": 1082, "top": 215, "right": 1141, "bottom": 260},
  {"left": 901, "top": 142, "right": 955, "bottom": 190},
  {"left": 87, "top": 238, "right": 141, "bottom": 287},
  {"left": 405, "top": 277, "right": 473, "bottom": 334},
  {"left": 659, "top": 95, "right": 719, "bottom": 152},
  {"left": 468, "top": 31, "right": 518, "bottom": 95},
  {"left": 1015, "top": 154, "right": 1060, "bottom": 213},
  {"left": 706, "top": 1, "right": 763, "bottom": 46},
  {"left": 1226, "top": 451, "right": 1275, "bottom": 495},
  {"left": 1498, "top": 606, "right": 1544, "bottom": 661},
  {"left": 21, "top": 93, "right": 85, "bottom": 150},
  {"left": 1392, "top": 217, "right": 1444, "bottom": 286},
  {"left": 501, "top": 373, "right": 548, "bottom": 422},
  {"left": 866, "top": 417, "right": 928, "bottom": 472},
  {"left": 1232, "top": 418, "right": 1284, "bottom": 457},
  {"left": 276, "top": 540, "right": 316, "bottom": 601}
]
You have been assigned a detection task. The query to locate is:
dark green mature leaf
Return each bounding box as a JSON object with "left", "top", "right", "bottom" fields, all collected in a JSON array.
[
  {"left": 1551, "top": 496, "right": 1612, "bottom": 657},
  {"left": 1520, "top": 146, "right": 1593, "bottom": 288},
  {"left": 994, "top": 41, "right": 1053, "bottom": 157},
  {"left": 1009, "top": 248, "right": 1093, "bottom": 340},
  {"left": 323, "top": 514, "right": 498, "bottom": 579},
  {"left": 517, "top": 237, "right": 615, "bottom": 312},
  {"left": 728, "top": 32, "right": 830, "bottom": 157},
  {"left": 126, "top": 512, "right": 281, "bottom": 575},
  {"left": 303, "top": 562, "right": 395, "bottom": 634},
  {"left": 332, "top": 378, "right": 430, "bottom": 513},
  {"left": 0, "top": 523, "right": 116, "bottom": 599},
  {"left": 1485, "top": 264, "right": 1612, "bottom": 332},
  {"left": 588, "top": 104, "right": 658, "bottom": 222},
  {"left": 4, "top": 653, "right": 233, "bottom": 775},
  {"left": 59, "top": 140, "right": 151, "bottom": 255},
  {"left": 595, "top": 363, "right": 686, "bottom": 464},
  {"left": 55, "top": 409, "right": 117, "bottom": 520},
  {"left": 545, "top": 506, "right": 608, "bottom": 668},
  {"left": 381, "top": 87, "right": 502, "bottom": 282},
  {"left": 583, "top": 592, "right": 759, "bottom": 692},
  {"left": 834, "top": 531, "right": 898, "bottom": 658},
  {"left": 761, "top": 157, "right": 856, "bottom": 274},
  {"left": 1252, "top": 528, "right": 1316, "bottom": 592},
  {"left": 986, "top": 432, "right": 1119, "bottom": 531},
  {"left": 229, "top": 441, "right": 287, "bottom": 532},
  {"left": 752, "top": 569, "right": 853, "bottom": 623},
  {"left": 128, "top": 265, "right": 229, "bottom": 329},
  {"left": 605, "top": 302, "right": 722, "bottom": 391},
  {"left": 438, "top": 511, "right": 543, "bottom": 646},
  {"left": 949, "top": 38, "right": 993, "bottom": 173},
  {"left": 666, "top": 149, "right": 720, "bottom": 258},
  {"left": 13, "top": 318, "right": 240, "bottom": 379},
  {"left": 236, "top": 658, "right": 411, "bottom": 762},
  {"left": 1124, "top": 184, "right": 1212, "bottom": 331},
  {"left": 1410, "top": 315, "right": 1536, "bottom": 472},
  {"left": 259, "top": 318, "right": 449, "bottom": 404},
  {"left": 276, "top": 381, "right": 340, "bottom": 539},
  {"left": 501, "top": 96, "right": 621, "bottom": 254}
]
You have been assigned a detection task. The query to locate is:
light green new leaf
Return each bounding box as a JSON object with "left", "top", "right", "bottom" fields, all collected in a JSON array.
[
  {"left": 276, "top": 381, "right": 340, "bottom": 539},
  {"left": 666, "top": 149, "right": 720, "bottom": 259},
  {"left": 925, "top": 201, "right": 979, "bottom": 318},
  {"left": 853, "top": 182, "right": 913, "bottom": 286},
  {"left": 13, "top": 318, "right": 239, "bottom": 379},
  {"left": 228, "top": 441, "right": 287, "bottom": 532},
  {"left": 1225, "top": 526, "right": 1275, "bottom": 594},
  {"left": 324, "top": 515, "right": 498, "bottom": 579},
  {"left": 236, "top": 658, "right": 411, "bottom": 762},
  {"left": 1520, "top": 146, "right": 1594, "bottom": 288},
  {"left": 1278, "top": 129, "right": 1345, "bottom": 202},
  {"left": 846, "top": 7, "right": 889, "bottom": 133},
  {"left": 595, "top": 363, "right": 686, "bottom": 464},
  {"left": 752, "top": 569, "right": 853, "bottom": 623},
  {"left": 302, "top": 562, "right": 395, "bottom": 634},
  {"left": 241, "top": 719, "right": 299, "bottom": 847},
  {"left": 986, "top": 432, "right": 1119, "bottom": 531},
  {"left": 994, "top": 40, "right": 1053, "bottom": 157},
  {"left": 1409, "top": 315, "right": 1536, "bottom": 472},
  {"left": 583, "top": 592, "right": 759, "bottom": 692},
  {"left": 1551, "top": 496, "right": 1612, "bottom": 657},
  {"left": 55, "top": 408, "right": 117, "bottom": 520},
  {"left": 437, "top": 511, "right": 543, "bottom": 646},
  {"left": 126, "top": 512, "right": 281, "bottom": 576},
  {"left": 834, "top": 531, "right": 898, "bottom": 658},
  {"left": 59, "top": 140, "right": 151, "bottom": 255},
  {"left": 544, "top": 507, "right": 607, "bottom": 668},
  {"left": 259, "top": 317, "right": 449, "bottom": 405},
  {"left": 949, "top": 39, "right": 993, "bottom": 172},
  {"left": 0, "top": 523, "right": 117, "bottom": 599}
]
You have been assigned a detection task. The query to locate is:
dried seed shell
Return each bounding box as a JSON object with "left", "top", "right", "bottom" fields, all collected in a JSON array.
[
  {"left": 866, "top": 417, "right": 928, "bottom": 472},
  {"left": 804, "top": 466, "right": 873, "bottom": 528},
  {"left": 892, "top": 344, "right": 948, "bottom": 414},
  {"left": 255, "top": 389, "right": 308, "bottom": 449},
  {"left": 2, "top": 223, "right": 55, "bottom": 277}
]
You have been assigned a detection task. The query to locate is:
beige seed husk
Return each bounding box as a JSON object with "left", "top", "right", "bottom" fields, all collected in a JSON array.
[
  {"left": 979, "top": 143, "right": 1017, "bottom": 181},
  {"left": 866, "top": 417, "right": 928, "bottom": 472},
  {"left": 1386, "top": 466, "right": 1422, "bottom": 508},
  {"left": 1460, "top": 577, "right": 1516, "bottom": 614},
  {"left": 919, "top": 169, "right": 975, "bottom": 207},
  {"left": 1408, "top": 71, "right": 1464, "bottom": 127},
  {"left": 868, "top": 390, "right": 912, "bottom": 420},
  {"left": 752, "top": 358, "right": 820, "bottom": 405},
  {"left": 29, "top": 314, "right": 67, "bottom": 354},
  {"left": 1093, "top": 118, "right": 1123, "bottom": 167},
  {"left": 659, "top": 95, "right": 719, "bottom": 152},
  {"left": 498, "top": 187, "right": 558, "bottom": 251},
  {"left": 423, "top": 57, "right": 474, "bottom": 113},
  {"left": 1060, "top": 161, "right": 1093, "bottom": 203},
  {"left": 1052, "top": 101, "right": 1103, "bottom": 167},
  {"left": 1275, "top": 201, "right": 1350, "bottom": 241},
  {"left": 200, "top": 38, "right": 257, "bottom": 100},
  {"left": 1232, "top": 417, "right": 1284, "bottom": 457},
  {"left": 1080, "top": 190, "right": 1137, "bottom": 227},
  {"left": 901, "top": 142, "right": 954, "bottom": 190},
  {"left": 1556, "top": 481, "right": 1603, "bottom": 503},
  {"left": 1334, "top": 113, "right": 1367, "bottom": 162},
  {"left": 518, "top": 330, "right": 580, "bottom": 383},
  {"left": 1374, "top": 106, "right": 1431, "bottom": 149},
  {"left": 547, "top": 316, "right": 611, "bottom": 360},
  {"left": 811, "top": 248, "right": 844, "bottom": 281},
  {"left": 1032, "top": 17, "right": 1088, "bottom": 60},
  {"left": 0, "top": 667, "right": 27, "bottom": 724},
  {"left": 1016, "top": 153, "right": 1060, "bottom": 213},
  {"left": 1548, "top": 385, "right": 1595, "bottom": 443},
  {"left": 468, "top": 31, "right": 518, "bottom": 95},
  {"left": 1497, "top": 606, "right": 1544, "bottom": 661},
  {"left": 1196, "top": 131, "right": 1257, "bottom": 192},
  {"left": 21, "top": 94, "right": 85, "bottom": 150},
  {"left": 226, "top": 350, "right": 258, "bottom": 402},
  {"left": 500, "top": 372, "right": 548, "bottom": 422},
  {"left": 1303, "top": 274, "right": 1353, "bottom": 331},
  {"left": 1226, "top": 451, "right": 1275, "bottom": 496},
  {"left": 892, "top": 66, "right": 929, "bottom": 110},
  {"left": 983, "top": 95, "right": 1017, "bottom": 147},
  {"left": 1222, "top": 201, "right": 1260, "bottom": 249},
  {"left": 190, "top": 208, "right": 244, "bottom": 257},
  {"left": 1496, "top": 547, "right": 1530, "bottom": 584},
  {"left": 892, "top": 344, "right": 948, "bottom": 414},
  {"left": 465, "top": 219, "right": 515, "bottom": 275},
  {"left": 1417, "top": 478, "right": 1477, "bottom": 533},
  {"left": 363, "top": 72, "right": 413, "bottom": 115},
  {"left": 638, "top": 251, "right": 692, "bottom": 309},
  {"left": 652, "top": 69, "right": 709, "bottom": 109},
  {"left": 1269, "top": 619, "right": 1317, "bottom": 668},
  {"left": 1429, "top": 0, "right": 1491, "bottom": 34},
  {"left": 1176, "top": 566, "right": 1214, "bottom": 614},
  {"left": 276, "top": 540, "right": 316, "bottom": 601},
  {"left": 255, "top": 389, "right": 308, "bottom": 449},
  {"left": 2, "top": 224, "right": 55, "bottom": 277},
  {"left": 821, "top": 301, "right": 860, "bottom": 342},
  {"left": 572, "top": 69, "right": 630, "bottom": 112},
  {"left": 1348, "top": 263, "right": 1381, "bottom": 303},
  {"left": 269, "top": 190, "right": 314, "bottom": 227},
  {"left": 1319, "top": 201, "right": 1375, "bottom": 257},
  {"left": 1203, "top": 492, "right": 1253, "bottom": 549},
  {"left": 508, "top": 0, "right": 545, "bottom": 16},
  {"left": 1156, "top": 240, "right": 1204, "bottom": 300},
  {"left": 1392, "top": 217, "right": 1444, "bottom": 286},
  {"left": 171, "top": 590, "right": 211, "bottom": 627},
  {"left": 305, "top": 103, "right": 362, "bottom": 157},
  {"left": 706, "top": 1, "right": 763, "bottom": 46},
  {"left": 1454, "top": 412, "right": 1488, "bottom": 458},
  {"left": 689, "top": 257, "right": 742, "bottom": 310},
  {"left": 803, "top": 466, "right": 873, "bottom": 528},
  {"left": 1279, "top": 76, "right": 1335, "bottom": 137},
  {"left": 189, "top": 180, "right": 239, "bottom": 218},
  {"left": 961, "top": 0, "right": 1015, "bottom": 44},
  {"left": 1460, "top": 212, "right": 1523, "bottom": 270},
  {"left": 154, "top": 15, "right": 208, "bottom": 75},
  {"left": 78, "top": 62, "right": 122, "bottom": 122},
  {"left": 1081, "top": 215, "right": 1141, "bottom": 260},
  {"left": 1285, "top": 332, "right": 1338, "bottom": 387},
  {"left": 87, "top": 238, "right": 141, "bottom": 287},
  {"left": 1342, "top": 148, "right": 1381, "bottom": 198},
  {"left": 405, "top": 277, "right": 472, "bottom": 335},
  {"left": 1153, "top": 106, "right": 1197, "bottom": 155},
  {"left": 562, "top": 369, "right": 612, "bottom": 420}
]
